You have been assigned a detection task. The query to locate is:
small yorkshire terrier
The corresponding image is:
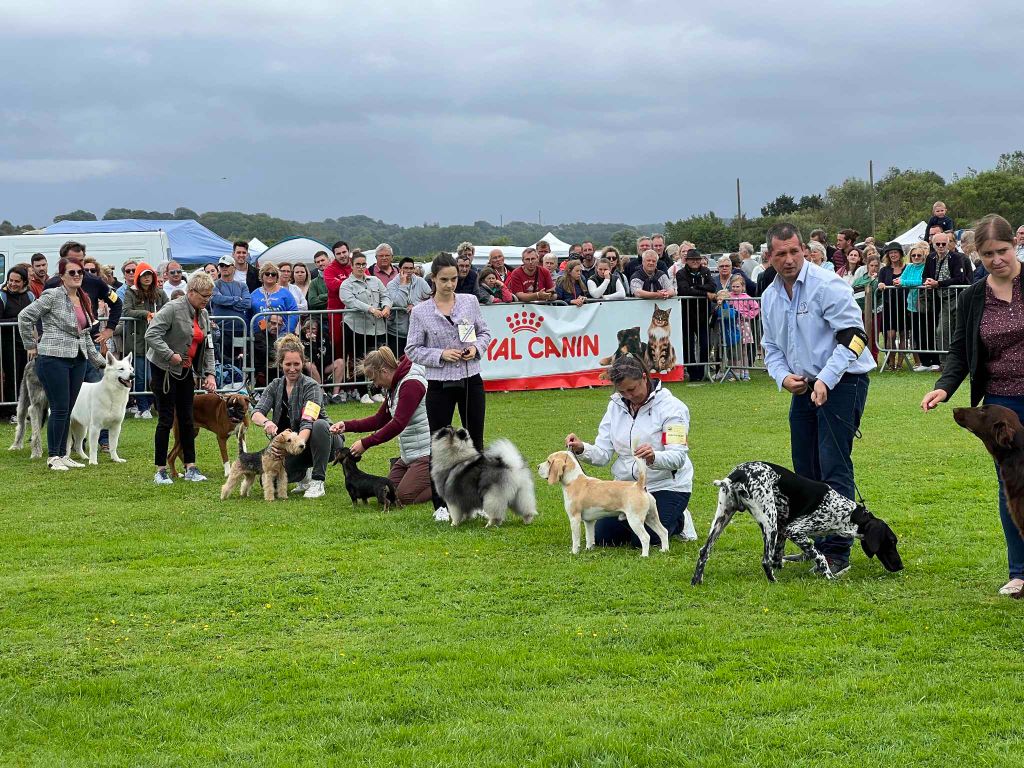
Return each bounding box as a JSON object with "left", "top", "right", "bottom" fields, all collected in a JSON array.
[{"left": 221, "top": 429, "right": 307, "bottom": 501}]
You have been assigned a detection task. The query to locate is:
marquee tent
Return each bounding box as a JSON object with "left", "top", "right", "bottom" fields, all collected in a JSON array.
[
  {"left": 892, "top": 221, "right": 927, "bottom": 249},
  {"left": 255, "top": 236, "right": 336, "bottom": 266},
  {"left": 248, "top": 237, "right": 269, "bottom": 255},
  {"left": 465, "top": 231, "right": 575, "bottom": 268},
  {"left": 44, "top": 219, "right": 234, "bottom": 266}
]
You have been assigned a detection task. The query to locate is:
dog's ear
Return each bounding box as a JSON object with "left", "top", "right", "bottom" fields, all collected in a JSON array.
[
  {"left": 547, "top": 454, "right": 567, "bottom": 485},
  {"left": 993, "top": 419, "right": 1017, "bottom": 449},
  {"left": 860, "top": 518, "right": 885, "bottom": 559},
  {"left": 106, "top": 350, "right": 116, "bottom": 365},
  {"left": 124, "top": 351, "right": 133, "bottom": 364}
]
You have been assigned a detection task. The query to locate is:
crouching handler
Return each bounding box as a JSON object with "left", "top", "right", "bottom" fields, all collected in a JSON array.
[
  {"left": 565, "top": 354, "right": 697, "bottom": 548},
  {"left": 251, "top": 334, "right": 340, "bottom": 499},
  {"left": 330, "top": 346, "right": 432, "bottom": 505}
]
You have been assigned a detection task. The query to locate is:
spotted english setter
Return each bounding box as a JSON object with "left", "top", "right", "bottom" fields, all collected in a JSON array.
[{"left": 691, "top": 461, "right": 903, "bottom": 585}]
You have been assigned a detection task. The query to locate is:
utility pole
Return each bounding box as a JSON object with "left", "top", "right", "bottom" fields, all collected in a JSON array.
[
  {"left": 736, "top": 177, "right": 742, "bottom": 243},
  {"left": 869, "top": 160, "right": 876, "bottom": 235},
  {"left": 538, "top": 210, "right": 542, "bottom": 226}
]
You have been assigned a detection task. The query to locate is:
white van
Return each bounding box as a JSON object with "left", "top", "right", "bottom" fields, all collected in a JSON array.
[{"left": 0, "top": 231, "right": 172, "bottom": 278}]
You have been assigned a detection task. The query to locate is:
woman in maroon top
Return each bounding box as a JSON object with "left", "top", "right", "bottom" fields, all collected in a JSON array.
[{"left": 922, "top": 214, "right": 1024, "bottom": 597}]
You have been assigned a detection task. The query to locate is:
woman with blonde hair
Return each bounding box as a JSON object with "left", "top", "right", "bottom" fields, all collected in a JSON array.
[
  {"left": 250, "top": 333, "right": 338, "bottom": 499},
  {"left": 330, "top": 345, "right": 432, "bottom": 505}
]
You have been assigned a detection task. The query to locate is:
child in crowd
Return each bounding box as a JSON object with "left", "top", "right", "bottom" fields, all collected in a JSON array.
[
  {"left": 927, "top": 200, "right": 955, "bottom": 233},
  {"left": 728, "top": 274, "right": 760, "bottom": 380}
]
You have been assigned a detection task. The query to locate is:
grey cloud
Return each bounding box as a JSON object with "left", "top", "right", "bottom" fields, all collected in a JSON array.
[{"left": 2, "top": 0, "right": 1022, "bottom": 228}]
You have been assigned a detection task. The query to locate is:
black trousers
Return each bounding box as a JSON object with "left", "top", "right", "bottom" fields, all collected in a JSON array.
[
  {"left": 151, "top": 363, "right": 196, "bottom": 467},
  {"left": 426, "top": 374, "right": 486, "bottom": 509}
]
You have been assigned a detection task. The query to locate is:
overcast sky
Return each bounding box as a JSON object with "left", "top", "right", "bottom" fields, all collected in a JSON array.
[{"left": 2, "top": 0, "right": 1020, "bottom": 228}]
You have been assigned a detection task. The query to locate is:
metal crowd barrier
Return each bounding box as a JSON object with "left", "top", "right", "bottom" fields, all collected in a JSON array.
[{"left": 873, "top": 283, "right": 968, "bottom": 371}]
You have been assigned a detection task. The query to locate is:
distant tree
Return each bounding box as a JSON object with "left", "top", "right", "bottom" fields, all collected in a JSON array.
[
  {"left": 490, "top": 236, "right": 511, "bottom": 246},
  {"left": 53, "top": 209, "right": 97, "bottom": 223},
  {"left": 665, "top": 212, "right": 734, "bottom": 252},
  {"left": 174, "top": 207, "right": 200, "bottom": 219},
  {"left": 0, "top": 220, "right": 35, "bottom": 235},
  {"left": 995, "top": 150, "right": 1024, "bottom": 176},
  {"left": 797, "top": 194, "right": 824, "bottom": 210},
  {"left": 609, "top": 228, "right": 641, "bottom": 255},
  {"left": 760, "top": 194, "right": 798, "bottom": 217}
]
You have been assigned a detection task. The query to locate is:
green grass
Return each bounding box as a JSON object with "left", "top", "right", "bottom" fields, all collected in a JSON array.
[{"left": 1, "top": 373, "right": 1021, "bottom": 767}]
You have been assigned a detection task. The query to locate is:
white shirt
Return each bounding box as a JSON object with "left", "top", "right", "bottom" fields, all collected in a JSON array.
[{"left": 162, "top": 278, "right": 187, "bottom": 298}]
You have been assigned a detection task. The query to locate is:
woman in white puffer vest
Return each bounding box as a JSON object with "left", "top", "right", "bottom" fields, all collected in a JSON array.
[{"left": 330, "top": 345, "right": 431, "bottom": 504}]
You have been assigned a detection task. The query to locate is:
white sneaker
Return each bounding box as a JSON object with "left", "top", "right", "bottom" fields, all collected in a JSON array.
[
  {"left": 912, "top": 365, "right": 929, "bottom": 372},
  {"left": 61, "top": 455, "right": 85, "bottom": 468},
  {"left": 292, "top": 469, "right": 313, "bottom": 493},
  {"left": 359, "top": 393, "right": 374, "bottom": 404},
  {"left": 154, "top": 468, "right": 173, "bottom": 485},
  {"left": 303, "top": 480, "right": 326, "bottom": 499},
  {"left": 48, "top": 456, "right": 69, "bottom": 471},
  {"left": 371, "top": 393, "right": 385, "bottom": 403},
  {"left": 140, "top": 410, "right": 152, "bottom": 420},
  {"left": 433, "top": 507, "right": 451, "bottom": 522},
  {"left": 930, "top": 365, "right": 941, "bottom": 371}
]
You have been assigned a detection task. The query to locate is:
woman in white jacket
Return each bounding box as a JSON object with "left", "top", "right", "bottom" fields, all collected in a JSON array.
[{"left": 565, "top": 354, "right": 698, "bottom": 546}]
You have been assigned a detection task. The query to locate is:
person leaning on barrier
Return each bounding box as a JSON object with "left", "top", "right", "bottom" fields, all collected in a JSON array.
[
  {"left": 18, "top": 255, "right": 108, "bottom": 471},
  {"left": 506, "top": 247, "right": 555, "bottom": 303},
  {"left": 340, "top": 252, "right": 393, "bottom": 403},
  {"left": 588, "top": 258, "right": 628, "bottom": 301},
  {"left": 760, "top": 222, "right": 876, "bottom": 577},
  {"left": 675, "top": 248, "right": 716, "bottom": 383},
  {"left": 1, "top": 264, "right": 33, "bottom": 415},
  {"left": 565, "top": 354, "right": 697, "bottom": 547},
  {"left": 146, "top": 271, "right": 218, "bottom": 485},
  {"left": 923, "top": 230, "right": 970, "bottom": 369},
  {"left": 475, "top": 267, "right": 515, "bottom": 304},
  {"left": 556, "top": 259, "right": 589, "bottom": 306},
  {"left": 630, "top": 250, "right": 674, "bottom": 299},
  {"left": 251, "top": 333, "right": 339, "bottom": 500},
  {"left": 307, "top": 251, "right": 331, "bottom": 311},
  {"left": 922, "top": 214, "right": 1024, "bottom": 597},
  {"left": 211, "top": 255, "right": 252, "bottom": 365},
  {"left": 387, "top": 257, "right": 432, "bottom": 356},
  {"left": 251, "top": 262, "right": 299, "bottom": 334},
  {"left": 454, "top": 244, "right": 478, "bottom": 295},
  {"left": 369, "top": 243, "right": 399, "bottom": 285},
  {"left": 330, "top": 346, "right": 433, "bottom": 506},
  {"left": 120, "top": 263, "right": 166, "bottom": 418}
]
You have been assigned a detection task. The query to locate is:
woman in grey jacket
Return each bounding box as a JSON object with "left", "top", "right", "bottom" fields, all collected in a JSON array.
[
  {"left": 250, "top": 334, "right": 339, "bottom": 499},
  {"left": 18, "top": 256, "right": 107, "bottom": 470},
  {"left": 145, "top": 271, "right": 218, "bottom": 485}
]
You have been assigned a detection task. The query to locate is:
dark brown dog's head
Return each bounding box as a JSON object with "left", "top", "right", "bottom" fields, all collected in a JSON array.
[
  {"left": 953, "top": 405, "right": 1024, "bottom": 461},
  {"left": 616, "top": 327, "right": 643, "bottom": 356},
  {"left": 224, "top": 394, "right": 250, "bottom": 424}
]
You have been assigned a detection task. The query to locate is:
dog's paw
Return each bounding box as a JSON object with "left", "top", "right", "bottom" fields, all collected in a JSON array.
[
  {"left": 88, "top": 459, "right": 99, "bottom": 466},
  {"left": 111, "top": 456, "right": 127, "bottom": 463}
]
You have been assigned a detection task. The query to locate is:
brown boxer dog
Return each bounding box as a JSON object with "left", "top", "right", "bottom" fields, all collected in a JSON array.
[{"left": 168, "top": 392, "right": 255, "bottom": 478}]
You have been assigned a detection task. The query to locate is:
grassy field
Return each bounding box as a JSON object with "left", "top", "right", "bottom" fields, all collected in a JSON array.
[{"left": 1, "top": 372, "right": 1021, "bottom": 767}]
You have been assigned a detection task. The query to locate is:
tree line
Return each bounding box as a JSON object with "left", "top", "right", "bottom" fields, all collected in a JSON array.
[{"left": 5, "top": 150, "right": 1022, "bottom": 255}]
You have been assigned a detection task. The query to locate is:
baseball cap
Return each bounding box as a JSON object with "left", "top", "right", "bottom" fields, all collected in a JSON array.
[{"left": 218, "top": 255, "right": 235, "bottom": 266}]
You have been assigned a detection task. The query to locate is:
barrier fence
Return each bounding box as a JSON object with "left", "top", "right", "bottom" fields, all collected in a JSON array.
[{"left": 0, "top": 288, "right": 967, "bottom": 407}]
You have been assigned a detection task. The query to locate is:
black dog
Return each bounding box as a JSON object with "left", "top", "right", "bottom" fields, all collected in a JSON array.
[
  {"left": 335, "top": 447, "right": 399, "bottom": 511},
  {"left": 598, "top": 326, "right": 650, "bottom": 376},
  {"left": 692, "top": 461, "right": 904, "bottom": 584}
]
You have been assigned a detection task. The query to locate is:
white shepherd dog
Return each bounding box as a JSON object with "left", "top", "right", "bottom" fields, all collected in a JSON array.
[{"left": 67, "top": 352, "right": 135, "bottom": 465}]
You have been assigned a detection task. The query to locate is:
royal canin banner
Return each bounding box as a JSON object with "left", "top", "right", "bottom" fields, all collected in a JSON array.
[{"left": 479, "top": 299, "right": 684, "bottom": 391}]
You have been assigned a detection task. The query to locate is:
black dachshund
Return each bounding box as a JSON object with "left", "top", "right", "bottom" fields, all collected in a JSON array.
[{"left": 335, "top": 447, "right": 399, "bottom": 511}]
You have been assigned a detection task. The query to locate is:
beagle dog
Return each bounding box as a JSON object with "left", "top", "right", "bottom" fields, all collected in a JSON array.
[{"left": 538, "top": 450, "right": 669, "bottom": 557}]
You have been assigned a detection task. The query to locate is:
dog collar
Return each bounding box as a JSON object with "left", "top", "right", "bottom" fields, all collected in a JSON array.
[{"left": 849, "top": 505, "right": 871, "bottom": 530}]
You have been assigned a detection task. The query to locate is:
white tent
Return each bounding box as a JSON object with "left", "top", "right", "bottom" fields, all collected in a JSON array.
[
  {"left": 248, "top": 237, "right": 269, "bottom": 255},
  {"left": 893, "top": 221, "right": 927, "bottom": 250},
  {"left": 256, "top": 236, "right": 336, "bottom": 266},
  {"left": 532, "top": 231, "right": 573, "bottom": 257}
]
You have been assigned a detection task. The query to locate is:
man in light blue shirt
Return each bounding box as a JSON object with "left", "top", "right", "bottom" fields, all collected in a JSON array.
[{"left": 761, "top": 223, "right": 875, "bottom": 576}]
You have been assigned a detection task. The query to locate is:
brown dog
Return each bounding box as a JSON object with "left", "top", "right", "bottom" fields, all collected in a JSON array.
[
  {"left": 168, "top": 392, "right": 254, "bottom": 478},
  {"left": 220, "top": 429, "right": 307, "bottom": 501},
  {"left": 954, "top": 404, "right": 1024, "bottom": 537}
]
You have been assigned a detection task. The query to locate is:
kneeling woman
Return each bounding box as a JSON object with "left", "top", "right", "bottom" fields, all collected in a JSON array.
[
  {"left": 330, "top": 346, "right": 432, "bottom": 505},
  {"left": 250, "top": 334, "right": 340, "bottom": 499},
  {"left": 565, "top": 355, "right": 697, "bottom": 546}
]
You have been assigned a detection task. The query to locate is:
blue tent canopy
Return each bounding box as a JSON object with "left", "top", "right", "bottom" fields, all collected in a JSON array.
[{"left": 44, "top": 219, "right": 237, "bottom": 266}]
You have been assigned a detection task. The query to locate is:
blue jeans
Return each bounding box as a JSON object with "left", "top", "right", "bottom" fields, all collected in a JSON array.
[
  {"left": 982, "top": 394, "right": 1024, "bottom": 579},
  {"left": 35, "top": 354, "right": 88, "bottom": 458},
  {"left": 595, "top": 489, "right": 691, "bottom": 548},
  {"left": 789, "top": 373, "right": 869, "bottom": 560}
]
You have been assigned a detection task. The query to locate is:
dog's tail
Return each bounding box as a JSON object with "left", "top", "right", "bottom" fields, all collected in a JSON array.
[
  {"left": 635, "top": 461, "right": 647, "bottom": 491},
  {"left": 484, "top": 438, "right": 526, "bottom": 470}
]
